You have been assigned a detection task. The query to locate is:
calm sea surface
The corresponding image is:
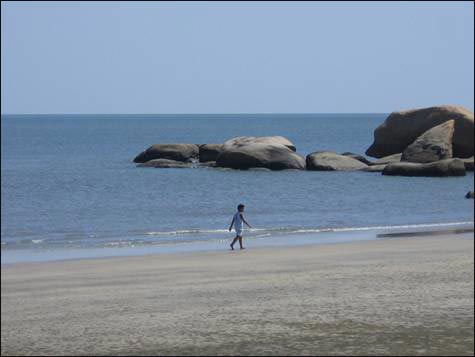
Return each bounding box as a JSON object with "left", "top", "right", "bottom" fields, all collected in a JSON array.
[{"left": 1, "top": 114, "right": 474, "bottom": 262}]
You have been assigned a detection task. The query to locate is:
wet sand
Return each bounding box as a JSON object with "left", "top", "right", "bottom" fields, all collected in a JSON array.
[{"left": 1, "top": 233, "right": 474, "bottom": 356}]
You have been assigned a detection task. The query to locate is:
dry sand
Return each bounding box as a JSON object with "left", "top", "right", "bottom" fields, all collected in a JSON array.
[{"left": 1, "top": 234, "right": 474, "bottom": 356}]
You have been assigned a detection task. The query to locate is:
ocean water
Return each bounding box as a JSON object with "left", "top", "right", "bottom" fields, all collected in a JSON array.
[{"left": 1, "top": 114, "right": 474, "bottom": 263}]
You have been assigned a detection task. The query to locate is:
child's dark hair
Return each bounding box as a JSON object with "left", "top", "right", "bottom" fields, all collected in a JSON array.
[{"left": 237, "top": 204, "right": 245, "bottom": 210}]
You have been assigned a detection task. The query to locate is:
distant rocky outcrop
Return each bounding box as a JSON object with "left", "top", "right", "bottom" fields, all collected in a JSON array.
[
  {"left": 215, "top": 136, "right": 305, "bottom": 170},
  {"left": 466, "top": 191, "right": 475, "bottom": 199},
  {"left": 382, "top": 159, "right": 466, "bottom": 177},
  {"left": 306, "top": 151, "right": 368, "bottom": 171},
  {"left": 401, "top": 120, "right": 455, "bottom": 163},
  {"left": 199, "top": 144, "right": 223, "bottom": 162},
  {"left": 136, "top": 159, "right": 193, "bottom": 168},
  {"left": 133, "top": 144, "right": 199, "bottom": 163},
  {"left": 131, "top": 106, "right": 474, "bottom": 177},
  {"left": 366, "top": 105, "right": 474, "bottom": 158}
]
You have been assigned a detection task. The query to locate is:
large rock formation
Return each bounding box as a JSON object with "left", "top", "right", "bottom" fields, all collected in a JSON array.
[
  {"left": 366, "top": 105, "right": 474, "bottom": 158},
  {"left": 382, "top": 159, "right": 466, "bottom": 177},
  {"left": 133, "top": 144, "right": 199, "bottom": 163},
  {"left": 199, "top": 144, "right": 223, "bottom": 162},
  {"left": 215, "top": 136, "right": 305, "bottom": 170},
  {"left": 136, "top": 159, "right": 192, "bottom": 168},
  {"left": 306, "top": 151, "right": 368, "bottom": 171},
  {"left": 401, "top": 120, "right": 454, "bottom": 163}
]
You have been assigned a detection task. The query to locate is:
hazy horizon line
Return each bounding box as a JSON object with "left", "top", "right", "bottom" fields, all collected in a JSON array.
[{"left": 2, "top": 112, "right": 391, "bottom": 116}]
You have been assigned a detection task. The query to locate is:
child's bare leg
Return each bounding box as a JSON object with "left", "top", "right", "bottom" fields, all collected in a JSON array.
[
  {"left": 239, "top": 236, "right": 244, "bottom": 249},
  {"left": 230, "top": 236, "right": 239, "bottom": 250}
]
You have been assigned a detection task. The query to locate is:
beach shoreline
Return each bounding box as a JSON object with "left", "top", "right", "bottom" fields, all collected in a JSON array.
[
  {"left": 2, "top": 231, "right": 474, "bottom": 356},
  {"left": 2, "top": 222, "right": 473, "bottom": 265}
]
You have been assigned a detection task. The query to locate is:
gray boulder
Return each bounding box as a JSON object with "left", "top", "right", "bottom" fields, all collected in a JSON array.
[
  {"left": 216, "top": 137, "right": 305, "bottom": 170},
  {"left": 199, "top": 144, "right": 223, "bottom": 162},
  {"left": 361, "top": 164, "right": 387, "bottom": 172},
  {"left": 461, "top": 157, "right": 474, "bottom": 171},
  {"left": 366, "top": 105, "right": 474, "bottom": 158},
  {"left": 134, "top": 144, "right": 199, "bottom": 163},
  {"left": 136, "top": 159, "right": 192, "bottom": 168},
  {"left": 341, "top": 152, "right": 374, "bottom": 165},
  {"left": 382, "top": 159, "right": 466, "bottom": 177},
  {"left": 466, "top": 191, "right": 474, "bottom": 199},
  {"left": 402, "top": 120, "right": 454, "bottom": 163},
  {"left": 374, "top": 153, "right": 402, "bottom": 165},
  {"left": 223, "top": 136, "right": 296, "bottom": 151},
  {"left": 306, "top": 151, "right": 368, "bottom": 171}
]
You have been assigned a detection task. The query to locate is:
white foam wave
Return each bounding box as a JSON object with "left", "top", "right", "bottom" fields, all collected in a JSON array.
[
  {"left": 144, "top": 221, "right": 473, "bottom": 237},
  {"left": 146, "top": 229, "right": 230, "bottom": 236},
  {"left": 294, "top": 221, "right": 474, "bottom": 234}
]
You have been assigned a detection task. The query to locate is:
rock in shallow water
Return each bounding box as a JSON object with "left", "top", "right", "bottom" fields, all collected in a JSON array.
[
  {"left": 382, "top": 159, "right": 466, "bottom": 177},
  {"left": 374, "top": 153, "right": 402, "bottom": 165},
  {"left": 133, "top": 144, "right": 199, "bottom": 163},
  {"left": 222, "top": 136, "right": 297, "bottom": 152},
  {"left": 402, "top": 120, "right": 454, "bottom": 163},
  {"left": 198, "top": 161, "right": 216, "bottom": 167},
  {"left": 461, "top": 157, "right": 474, "bottom": 171},
  {"left": 306, "top": 151, "right": 368, "bottom": 171},
  {"left": 216, "top": 142, "right": 305, "bottom": 170},
  {"left": 366, "top": 105, "right": 474, "bottom": 158},
  {"left": 199, "top": 144, "right": 223, "bottom": 162},
  {"left": 341, "top": 152, "right": 374, "bottom": 165},
  {"left": 466, "top": 191, "right": 475, "bottom": 199},
  {"left": 360, "top": 164, "right": 387, "bottom": 172},
  {"left": 136, "top": 159, "right": 192, "bottom": 168}
]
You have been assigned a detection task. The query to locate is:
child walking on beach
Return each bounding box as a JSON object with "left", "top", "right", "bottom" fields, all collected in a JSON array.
[{"left": 229, "top": 204, "right": 252, "bottom": 250}]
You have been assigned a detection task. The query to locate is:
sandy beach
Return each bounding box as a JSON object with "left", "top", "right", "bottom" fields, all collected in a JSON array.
[{"left": 1, "top": 233, "right": 474, "bottom": 356}]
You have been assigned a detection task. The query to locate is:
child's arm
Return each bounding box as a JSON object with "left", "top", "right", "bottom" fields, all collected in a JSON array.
[
  {"left": 228, "top": 217, "right": 235, "bottom": 231},
  {"left": 240, "top": 214, "right": 252, "bottom": 228}
]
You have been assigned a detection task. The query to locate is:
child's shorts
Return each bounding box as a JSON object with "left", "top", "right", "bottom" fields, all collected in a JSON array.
[{"left": 235, "top": 229, "right": 242, "bottom": 236}]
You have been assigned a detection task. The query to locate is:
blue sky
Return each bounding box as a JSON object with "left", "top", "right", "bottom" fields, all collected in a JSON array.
[{"left": 1, "top": 1, "right": 473, "bottom": 114}]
